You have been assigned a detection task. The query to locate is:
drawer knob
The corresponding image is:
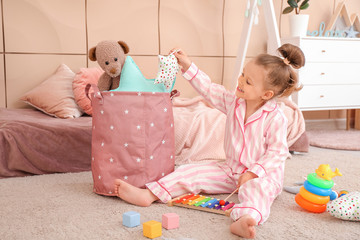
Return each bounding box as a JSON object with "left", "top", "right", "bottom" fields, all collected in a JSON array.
[
  {"left": 320, "top": 95, "right": 324, "bottom": 98},
  {"left": 321, "top": 50, "right": 326, "bottom": 53},
  {"left": 320, "top": 72, "right": 325, "bottom": 75}
]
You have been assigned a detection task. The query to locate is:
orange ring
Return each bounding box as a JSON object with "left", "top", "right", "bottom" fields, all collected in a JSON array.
[
  {"left": 295, "top": 193, "right": 326, "bottom": 213},
  {"left": 299, "top": 187, "right": 330, "bottom": 204}
]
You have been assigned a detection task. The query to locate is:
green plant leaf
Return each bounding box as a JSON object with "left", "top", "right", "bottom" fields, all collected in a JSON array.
[
  {"left": 300, "top": 3, "right": 309, "bottom": 10},
  {"left": 282, "top": 6, "right": 294, "bottom": 14},
  {"left": 300, "top": 0, "right": 309, "bottom": 9},
  {"left": 287, "top": 0, "right": 298, "bottom": 8}
]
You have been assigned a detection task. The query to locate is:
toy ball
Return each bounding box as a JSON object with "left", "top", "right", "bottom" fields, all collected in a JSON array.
[
  {"left": 219, "top": 200, "right": 226, "bottom": 206},
  {"left": 339, "top": 190, "right": 349, "bottom": 197},
  {"left": 329, "top": 190, "right": 338, "bottom": 201}
]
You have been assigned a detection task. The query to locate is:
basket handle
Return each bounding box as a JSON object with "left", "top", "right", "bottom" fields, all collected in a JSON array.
[
  {"left": 85, "top": 84, "right": 103, "bottom": 101},
  {"left": 170, "top": 89, "right": 180, "bottom": 101}
]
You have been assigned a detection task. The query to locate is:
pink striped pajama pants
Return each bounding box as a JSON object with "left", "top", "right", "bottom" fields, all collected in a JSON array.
[{"left": 146, "top": 161, "right": 281, "bottom": 224}]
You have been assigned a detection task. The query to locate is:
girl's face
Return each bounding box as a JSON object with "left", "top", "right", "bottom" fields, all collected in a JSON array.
[{"left": 235, "top": 60, "right": 273, "bottom": 102}]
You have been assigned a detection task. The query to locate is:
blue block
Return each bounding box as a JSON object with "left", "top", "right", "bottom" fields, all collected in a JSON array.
[{"left": 123, "top": 211, "right": 140, "bottom": 228}]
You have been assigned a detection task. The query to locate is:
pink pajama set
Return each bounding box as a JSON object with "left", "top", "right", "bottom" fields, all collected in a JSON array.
[{"left": 146, "top": 63, "right": 290, "bottom": 224}]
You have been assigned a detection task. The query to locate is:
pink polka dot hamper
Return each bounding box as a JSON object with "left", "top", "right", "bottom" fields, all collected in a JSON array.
[{"left": 85, "top": 84, "right": 175, "bottom": 196}]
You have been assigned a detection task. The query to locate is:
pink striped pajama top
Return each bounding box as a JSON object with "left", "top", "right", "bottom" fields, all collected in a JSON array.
[{"left": 146, "top": 63, "right": 290, "bottom": 224}]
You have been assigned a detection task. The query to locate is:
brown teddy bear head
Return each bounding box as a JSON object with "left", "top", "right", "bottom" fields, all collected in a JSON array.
[{"left": 89, "top": 40, "right": 129, "bottom": 78}]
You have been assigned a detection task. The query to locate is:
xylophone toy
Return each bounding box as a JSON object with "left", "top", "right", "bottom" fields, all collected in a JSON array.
[{"left": 167, "top": 193, "right": 236, "bottom": 216}]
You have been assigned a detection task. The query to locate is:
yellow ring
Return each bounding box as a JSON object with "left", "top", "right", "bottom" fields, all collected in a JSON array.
[{"left": 299, "top": 187, "right": 330, "bottom": 204}]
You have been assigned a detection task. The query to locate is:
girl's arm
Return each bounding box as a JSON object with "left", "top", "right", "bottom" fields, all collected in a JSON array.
[
  {"left": 173, "top": 49, "right": 235, "bottom": 113},
  {"left": 183, "top": 63, "right": 235, "bottom": 114}
]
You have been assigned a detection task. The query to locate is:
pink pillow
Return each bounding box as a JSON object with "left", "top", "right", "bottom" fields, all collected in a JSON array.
[
  {"left": 21, "top": 64, "right": 83, "bottom": 119},
  {"left": 73, "top": 67, "right": 104, "bottom": 115}
]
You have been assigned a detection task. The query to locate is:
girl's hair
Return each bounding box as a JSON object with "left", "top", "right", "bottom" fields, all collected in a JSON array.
[{"left": 254, "top": 43, "right": 305, "bottom": 98}]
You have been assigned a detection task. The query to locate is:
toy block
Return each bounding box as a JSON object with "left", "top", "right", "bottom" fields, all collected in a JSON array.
[
  {"left": 162, "top": 213, "right": 179, "bottom": 230},
  {"left": 122, "top": 211, "right": 140, "bottom": 228},
  {"left": 143, "top": 220, "right": 162, "bottom": 239}
]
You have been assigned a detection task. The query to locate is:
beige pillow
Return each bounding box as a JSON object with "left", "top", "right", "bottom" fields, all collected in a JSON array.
[{"left": 21, "top": 64, "right": 83, "bottom": 119}]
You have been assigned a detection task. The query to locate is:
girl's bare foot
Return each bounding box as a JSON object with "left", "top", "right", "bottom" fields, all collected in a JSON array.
[
  {"left": 114, "top": 179, "right": 158, "bottom": 207},
  {"left": 230, "top": 214, "right": 257, "bottom": 239}
]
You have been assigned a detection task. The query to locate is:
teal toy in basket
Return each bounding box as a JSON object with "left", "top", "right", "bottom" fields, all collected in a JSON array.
[{"left": 111, "top": 54, "right": 178, "bottom": 93}]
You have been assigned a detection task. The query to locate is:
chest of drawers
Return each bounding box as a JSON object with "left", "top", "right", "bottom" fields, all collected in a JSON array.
[{"left": 276, "top": 37, "right": 360, "bottom": 111}]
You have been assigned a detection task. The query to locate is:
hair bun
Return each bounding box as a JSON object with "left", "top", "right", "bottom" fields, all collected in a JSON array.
[{"left": 278, "top": 43, "right": 305, "bottom": 69}]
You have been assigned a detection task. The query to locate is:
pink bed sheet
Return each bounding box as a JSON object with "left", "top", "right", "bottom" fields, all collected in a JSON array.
[
  {"left": 0, "top": 108, "right": 92, "bottom": 178},
  {"left": 173, "top": 96, "right": 309, "bottom": 165}
]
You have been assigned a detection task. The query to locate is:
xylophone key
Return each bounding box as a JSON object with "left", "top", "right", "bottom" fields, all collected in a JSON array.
[
  {"left": 206, "top": 199, "right": 220, "bottom": 209},
  {"left": 215, "top": 201, "right": 229, "bottom": 210},
  {"left": 200, "top": 198, "right": 217, "bottom": 208},
  {"left": 222, "top": 202, "right": 235, "bottom": 211},
  {"left": 174, "top": 194, "right": 194, "bottom": 204},
  {"left": 194, "top": 197, "right": 212, "bottom": 207},
  {"left": 188, "top": 196, "right": 206, "bottom": 205},
  {"left": 182, "top": 194, "right": 200, "bottom": 204}
]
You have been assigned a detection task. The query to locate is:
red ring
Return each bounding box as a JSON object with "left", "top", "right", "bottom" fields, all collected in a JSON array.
[{"left": 295, "top": 193, "right": 326, "bottom": 213}]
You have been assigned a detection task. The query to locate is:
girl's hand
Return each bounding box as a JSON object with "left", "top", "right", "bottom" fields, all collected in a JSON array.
[
  {"left": 237, "top": 171, "right": 258, "bottom": 187},
  {"left": 169, "top": 48, "right": 192, "bottom": 72}
]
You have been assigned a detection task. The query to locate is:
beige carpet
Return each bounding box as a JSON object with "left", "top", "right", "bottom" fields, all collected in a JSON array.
[{"left": 1, "top": 147, "right": 359, "bottom": 240}]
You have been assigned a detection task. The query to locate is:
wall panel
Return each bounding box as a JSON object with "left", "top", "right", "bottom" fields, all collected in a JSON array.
[
  {"left": 1, "top": 0, "right": 358, "bottom": 120},
  {"left": 0, "top": 55, "right": 5, "bottom": 107},
  {"left": 87, "top": 0, "right": 159, "bottom": 56},
  {"left": 6, "top": 54, "right": 86, "bottom": 108},
  {"left": 224, "top": 0, "right": 268, "bottom": 57},
  {"left": 3, "top": 0, "right": 86, "bottom": 53},
  {"left": 159, "top": 0, "right": 223, "bottom": 56}
]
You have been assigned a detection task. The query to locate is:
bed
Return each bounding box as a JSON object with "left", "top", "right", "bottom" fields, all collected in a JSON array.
[
  {"left": 0, "top": 108, "right": 92, "bottom": 178},
  {"left": 0, "top": 59, "right": 309, "bottom": 179},
  {"left": 0, "top": 94, "right": 309, "bottom": 178}
]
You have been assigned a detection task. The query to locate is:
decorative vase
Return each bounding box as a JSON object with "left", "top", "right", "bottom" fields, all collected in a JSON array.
[{"left": 289, "top": 14, "right": 309, "bottom": 37}]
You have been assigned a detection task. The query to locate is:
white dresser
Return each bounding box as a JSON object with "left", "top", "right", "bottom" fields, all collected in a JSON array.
[{"left": 273, "top": 36, "right": 360, "bottom": 111}]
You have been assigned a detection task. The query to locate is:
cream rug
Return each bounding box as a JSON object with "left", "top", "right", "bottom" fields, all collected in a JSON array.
[
  {"left": 0, "top": 147, "right": 359, "bottom": 240},
  {"left": 307, "top": 129, "right": 360, "bottom": 151}
]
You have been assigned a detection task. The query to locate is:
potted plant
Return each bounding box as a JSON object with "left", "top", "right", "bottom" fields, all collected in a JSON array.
[
  {"left": 283, "top": 0, "right": 310, "bottom": 37},
  {"left": 283, "top": 0, "right": 310, "bottom": 14}
]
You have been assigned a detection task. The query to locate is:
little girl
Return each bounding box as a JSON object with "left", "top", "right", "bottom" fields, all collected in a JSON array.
[{"left": 114, "top": 43, "right": 305, "bottom": 238}]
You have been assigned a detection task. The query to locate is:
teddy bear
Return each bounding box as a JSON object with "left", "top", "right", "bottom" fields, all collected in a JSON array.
[{"left": 88, "top": 40, "right": 129, "bottom": 91}]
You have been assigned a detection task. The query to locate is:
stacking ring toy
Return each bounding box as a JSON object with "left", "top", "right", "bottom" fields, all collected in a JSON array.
[
  {"left": 295, "top": 193, "right": 326, "bottom": 213},
  {"left": 299, "top": 187, "right": 330, "bottom": 204},
  {"left": 307, "top": 173, "right": 334, "bottom": 189},
  {"left": 304, "top": 180, "right": 332, "bottom": 196}
]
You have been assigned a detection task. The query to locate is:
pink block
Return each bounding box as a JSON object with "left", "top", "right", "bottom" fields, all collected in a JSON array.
[{"left": 162, "top": 213, "right": 179, "bottom": 230}]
